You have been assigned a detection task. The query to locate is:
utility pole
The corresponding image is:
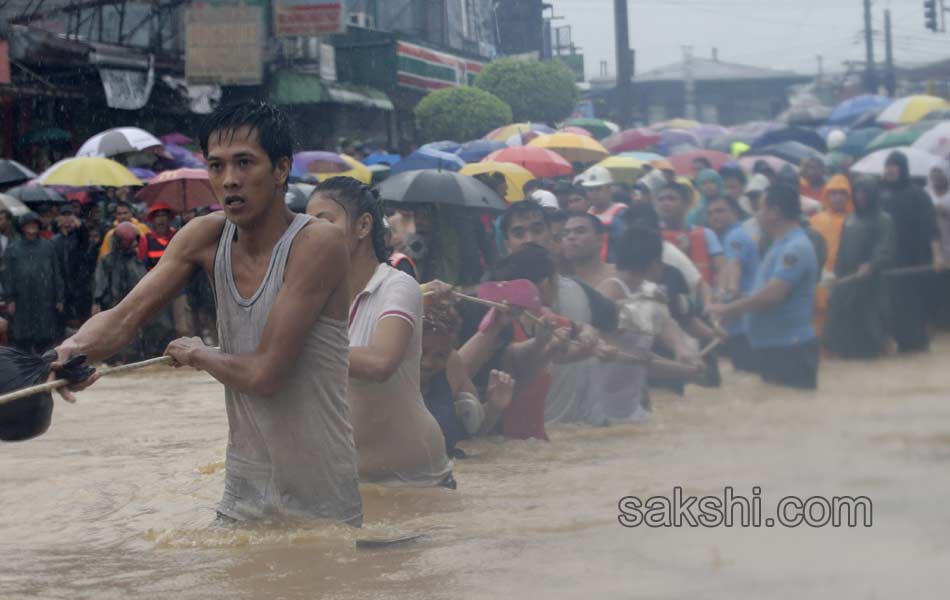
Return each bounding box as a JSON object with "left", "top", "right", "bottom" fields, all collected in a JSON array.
[
  {"left": 683, "top": 45, "right": 697, "bottom": 120},
  {"left": 884, "top": 9, "right": 895, "bottom": 96},
  {"left": 613, "top": 0, "right": 633, "bottom": 126},
  {"left": 863, "top": 0, "right": 878, "bottom": 93}
]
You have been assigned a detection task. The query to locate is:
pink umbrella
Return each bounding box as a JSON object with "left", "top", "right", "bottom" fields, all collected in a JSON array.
[
  {"left": 135, "top": 168, "right": 218, "bottom": 212},
  {"left": 603, "top": 128, "right": 662, "bottom": 153},
  {"left": 668, "top": 149, "right": 732, "bottom": 176},
  {"left": 483, "top": 146, "right": 573, "bottom": 178},
  {"left": 558, "top": 126, "right": 594, "bottom": 138}
]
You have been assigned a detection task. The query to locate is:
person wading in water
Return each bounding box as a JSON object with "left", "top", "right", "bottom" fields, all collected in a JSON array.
[{"left": 51, "top": 102, "right": 363, "bottom": 526}]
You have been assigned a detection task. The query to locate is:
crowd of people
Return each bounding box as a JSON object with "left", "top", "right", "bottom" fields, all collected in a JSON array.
[{"left": 5, "top": 101, "right": 950, "bottom": 528}]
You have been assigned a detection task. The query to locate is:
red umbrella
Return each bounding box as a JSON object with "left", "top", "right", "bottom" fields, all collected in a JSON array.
[
  {"left": 668, "top": 149, "right": 731, "bottom": 176},
  {"left": 135, "top": 168, "right": 218, "bottom": 212},
  {"left": 483, "top": 146, "right": 573, "bottom": 178},
  {"left": 558, "top": 126, "right": 594, "bottom": 138},
  {"left": 602, "top": 128, "right": 662, "bottom": 153}
]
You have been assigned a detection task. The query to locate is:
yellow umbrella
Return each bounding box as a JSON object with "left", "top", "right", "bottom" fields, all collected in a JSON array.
[
  {"left": 528, "top": 132, "right": 609, "bottom": 164},
  {"left": 877, "top": 95, "right": 950, "bottom": 125},
  {"left": 595, "top": 155, "right": 647, "bottom": 185},
  {"left": 315, "top": 154, "right": 372, "bottom": 184},
  {"left": 652, "top": 118, "right": 701, "bottom": 130},
  {"left": 460, "top": 161, "right": 535, "bottom": 202},
  {"left": 37, "top": 157, "right": 142, "bottom": 187},
  {"left": 484, "top": 122, "right": 554, "bottom": 142}
]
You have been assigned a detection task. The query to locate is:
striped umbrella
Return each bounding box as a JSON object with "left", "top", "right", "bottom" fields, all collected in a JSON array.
[{"left": 877, "top": 95, "right": 950, "bottom": 126}]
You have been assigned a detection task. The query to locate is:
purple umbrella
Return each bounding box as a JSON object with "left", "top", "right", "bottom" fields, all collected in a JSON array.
[
  {"left": 160, "top": 133, "right": 194, "bottom": 146},
  {"left": 691, "top": 124, "right": 730, "bottom": 147},
  {"left": 652, "top": 129, "right": 701, "bottom": 154},
  {"left": 291, "top": 152, "right": 350, "bottom": 179},
  {"left": 130, "top": 167, "right": 157, "bottom": 182},
  {"left": 164, "top": 143, "right": 207, "bottom": 169}
]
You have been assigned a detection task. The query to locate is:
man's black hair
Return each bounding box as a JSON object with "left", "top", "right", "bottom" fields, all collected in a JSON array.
[
  {"left": 198, "top": 101, "right": 295, "bottom": 168},
  {"left": 612, "top": 188, "right": 631, "bottom": 206},
  {"left": 490, "top": 242, "right": 556, "bottom": 284},
  {"left": 615, "top": 225, "right": 663, "bottom": 273},
  {"left": 552, "top": 181, "right": 573, "bottom": 195},
  {"left": 115, "top": 200, "right": 134, "bottom": 212},
  {"left": 0, "top": 209, "right": 12, "bottom": 222},
  {"left": 658, "top": 182, "right": 692, "bottom": 204},
  {"left": 622, "top": 202, "right": 661, "bottom": 231},
  {"left": 764, "top": 182, "right": 801, "bottom": 221},
  {"left": 693, "top": 157, "right": 713, "bottom": 170},
  {"left": 718, "top": 165, "right": 746, "bottom": 185},
  {"left": 522, "top": 179, "right": 545, "bottom": 194},
  {"left": 707, "top": 194, "right": 742, "bottom": 216},
  {"left": 312, "top": 176, "right": 391, "bottom": 262},
  {"left": 500, "top": 199, "right": 547, "bottom": 239},
  {"left": 565, "top": 211, "right": 606, "bottom": 234},
  {"left": 546, "top": 209, "right": 569, "bottom": 226}
]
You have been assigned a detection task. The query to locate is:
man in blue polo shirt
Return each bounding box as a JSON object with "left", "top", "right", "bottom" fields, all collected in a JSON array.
[
  {"left": 709, "top": 183, "right": 819, "bottom": 389},
  {"left": 706, "top": 195, "right": 760, "bottom": 373}
]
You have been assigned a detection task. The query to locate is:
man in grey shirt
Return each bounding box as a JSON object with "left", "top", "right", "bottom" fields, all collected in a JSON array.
[{"left": 53, "top": 102, "right": 362, "bottom": 525}]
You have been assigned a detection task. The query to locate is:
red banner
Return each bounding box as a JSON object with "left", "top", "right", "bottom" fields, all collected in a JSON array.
[{"left": 273, "top": 1, "right": 344, "bottom": 37}]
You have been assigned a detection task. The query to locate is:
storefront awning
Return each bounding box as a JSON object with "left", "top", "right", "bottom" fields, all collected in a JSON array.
[{"left": 270, "top": 71, "right": 393, "bottom": 110}]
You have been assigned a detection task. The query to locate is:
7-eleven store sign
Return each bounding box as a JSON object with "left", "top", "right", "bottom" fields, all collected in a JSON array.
[{"left": 395, "top": 41, "right": 485, "bottom": 91}]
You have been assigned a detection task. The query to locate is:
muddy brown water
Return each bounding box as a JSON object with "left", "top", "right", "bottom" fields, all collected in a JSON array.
[{"left": 2, "top": 336, "right": 949, "bottom": 599}]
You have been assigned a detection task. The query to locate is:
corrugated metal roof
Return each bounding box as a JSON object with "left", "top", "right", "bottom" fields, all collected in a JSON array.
[{"left": 636, "top": 57, "right": 806, "bottom": 82}]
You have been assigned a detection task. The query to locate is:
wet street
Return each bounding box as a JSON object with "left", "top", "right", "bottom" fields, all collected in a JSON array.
[{"left": 2, "top": 335, "right": 949, "bottom": 599}]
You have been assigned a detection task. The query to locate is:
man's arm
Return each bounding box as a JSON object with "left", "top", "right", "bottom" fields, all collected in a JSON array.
[
  {"left": 167, "top": 220, "right": 349, "bottom": 398},
  {"left": 710, "top": 279, "right": 791, "bottom": 322},
  {"left": 55, "top": 215, "right": 219, "bottom": 366},
  {"left": 349, "top": 317, "right": 413, "bottom": 383}
]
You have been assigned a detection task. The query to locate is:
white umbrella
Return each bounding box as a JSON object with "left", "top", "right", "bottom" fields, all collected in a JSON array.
[
  {"left": 851, "top": 147, "right": 943, "bottom": 178},
  {"left": 911, "top": 121, "right": 950, "bottom": 159},
  {"left": 0, "top": 193, "right": 30, "bottom": 217},
  {"left": 77, "top": 127, "right": 162, "bottom": 158}
]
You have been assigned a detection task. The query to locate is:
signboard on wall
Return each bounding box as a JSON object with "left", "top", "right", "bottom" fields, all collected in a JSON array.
[
  {"left": 395, "top": 41, "right": 485, "bottom": 92},
  {"left": 185, "top": 1, "right": 265, "bottom": 85},
  {"left": 273, "top": 0, "right": 345, "bottom": 37}
]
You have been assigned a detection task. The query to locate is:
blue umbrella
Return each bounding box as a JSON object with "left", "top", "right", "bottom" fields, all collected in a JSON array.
[
  {"left": 421, "top": 140, "right": 462, "bottom": 153},
  {"left": 390, "top": 148, "right": 466, "bottom": 175},
  {"left": 828, "top": 95, "right": 893, "bottom": 126},
  {"left": 752, "top": 126, "right": 826, "bottom": 152},
  {"left": 364, "top": 152, "right": 402, "bottom": 166},
  {"left": 456, "top": 139, "right": 506, "bottom": 163}
]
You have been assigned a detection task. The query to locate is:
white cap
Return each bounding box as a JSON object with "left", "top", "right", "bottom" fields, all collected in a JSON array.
[
  {"left": 826, "top": 129, "right": 846, "bottom": 151},
  {"left": 745, "top": 173, "right": 771, "bottom": 193},
  {"left": 531, "top": 189, "right": 560, "bottom": 210},
  {"left": 578, "top": 165, "right": 613, "bottom": 188}
]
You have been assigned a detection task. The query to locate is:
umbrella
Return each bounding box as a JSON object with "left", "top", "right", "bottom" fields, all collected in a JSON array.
[
  {"left": 135, "top": 168, "right": 218, "bottom": 212},
  {"left": 482, "top": 146, "right": 573, "bottom": 178},
  {"left": 484, "top": 122, "right": 554, "bottom": 142},
  {"left": 363, "top": 152, "right": 402, "bottom": 166},
  {"left": 851, "top": 147, "right": 943, "bottom": 178},
  {"left": 602, "top": 128, "right": 662, "bottom": 153},
  {"left": 160, "top": 133, "right": 194, "bottom": 146},
  {"left": 460, "top": 161, "right": 535, "bottom": 202},
  {"left": 0, "top": 160, "right": 37, "bottom": 187},
  {"left": 595, "top": 156, "right": 647, "bottom": 185},
  {"left": 737, "top": 155, "right": 796, "bottom": 175},
  {"left": 0, "top": 193, "right": 30, "bottom": 217},
  {"left": 865, "top": 121, "right": 939, "bottom": 153},
  {"left": 368, "top": 164, "right": 391, "bottom": 183},
  {"left": 923, "top": 109, "right": 950, "bottom": 121},
  {"left": 558, "top": 126, "right": 594, "bottom": 137},
  {"left": 779, "top": 105, "right": 832, "bottom": 125},
  {"left": 164, "top": 143, "right": 207, "bottom": 169},
  {"left": 878, "top": 95, "right": 950, "bottom": 126},
  {"left": 756, "top": 141, "right": 823, "bottom": 165},
  {"left": 912, "top": 121, "right": 950, "bottom": 158},
  {"left": 665, "top": 149, "right": 731, "bottom": 176},
  {"left": 836, "top": 127, "right": 885, "bottom": 157},
  {"left": 752, "top": 126, "right": 826, "bottom": 152},
  {"left": 36, "top": 157, "right": 143, "bottom": 187},
  {"left": 77, "top": 127, "right": 163, "bottom": 158},
  {"left": 828, "top": 95, "right": 893, "bottom": 125},
  {"left": 18, "top": 127, "right": 71, "bottom": 146},
  {"left": 378, "top": 170, "right": 507, "bottom": 212},
  {"left": 315, "top": 155, "right": 373, "bottom": 184},
  {"left": 691, "top": 124, "right": 730, "bottom": 146},
  {"left": 390, "top": 147, "right": 466, "bottom": 175},
  {"left": 5, "top": 185, "right": 67, "bottom": 205},
  {"left": 421, "top": 140, "right": 462, "bottom": 153},
  {"left": 653, "top": 129, "right": 702, "bottom": 154},
  {"left": 292, "top": 151, "right": 351, "bottom": 178},
  {"left": 455, "top": 140, "right": 506, "bottom": 163},
  {"left": 561, "top": 118, "right": 614, "bottom": 139},
  {"left": 527, "top": 132, "right": 609, "bottom": 163},
  {"left": 130, "top": 168, "right": 157, "bottom": 182},
  {"left": 285, "top": 183, "right": 316, "bottom": 214},
  {"left": 652, "top": 118, "right": 700, "bottom": 130},
  {"left": 618, "top": 151, "right": 665, "bottom": 162}
]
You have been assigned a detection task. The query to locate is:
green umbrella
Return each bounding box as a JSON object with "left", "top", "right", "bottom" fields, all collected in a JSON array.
[
  {"left": 18, "top": 127, "right": 72, "bottom": 146},
  {"left": 864, "top": 121, "right": 938, "bottom": 153},
  {"left": 838, "top": 127, "right": 883, "bottom": 157},
  {"left": 561, "top": 118, "right": 614, "bottom": 139}
]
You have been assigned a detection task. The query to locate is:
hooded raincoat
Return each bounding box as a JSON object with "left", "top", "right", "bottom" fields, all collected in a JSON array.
[
  {"left": 686, "top": 169, "right": 724, "bottom": 227},
  {"left": 810, "top": 175, "right": 853, "bottom": 335}
]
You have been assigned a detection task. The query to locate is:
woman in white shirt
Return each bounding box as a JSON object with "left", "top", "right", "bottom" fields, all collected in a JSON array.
[{"left": 307, "top": 177, "right": 453, "bottom": 488}]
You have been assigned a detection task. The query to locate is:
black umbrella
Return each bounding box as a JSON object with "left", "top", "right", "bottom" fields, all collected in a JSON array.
[
  {"left": 756, "top": 141, "right": 824, "bottom": 166},
  {"left": 752, "top": 126, "right": 826, "bottom": 152},
  {"left": 5, "top": 185, "right": 67, "bottom": 205},
  {"left": 284, "top": 183, "right": 315, "bottom": 214},
  {"left": 0, "top": 160, "right": 37, "bottom": 187},
  {"left": 377, "top": 169, "right": 507, "bottom": 212}
]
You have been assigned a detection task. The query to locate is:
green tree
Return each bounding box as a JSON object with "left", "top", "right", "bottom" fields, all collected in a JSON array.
[
  {"left": 414, "top": 87, "right": 513, "bottom": 142},
  {"left": 474, "top": 58, "right": 579, "bottom": 124}
]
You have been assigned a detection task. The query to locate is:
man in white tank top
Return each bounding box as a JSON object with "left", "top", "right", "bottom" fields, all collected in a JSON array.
[{"left": 51, "top": 102, "right": 362, "bottom": 525}]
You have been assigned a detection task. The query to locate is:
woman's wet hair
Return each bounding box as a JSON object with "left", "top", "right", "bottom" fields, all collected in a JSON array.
[
  {"left": 199, "top": 101, "right": 294, "bottom": 168},
  {"left": 313, "top": 176, "right": 391, "bottom": 263}
]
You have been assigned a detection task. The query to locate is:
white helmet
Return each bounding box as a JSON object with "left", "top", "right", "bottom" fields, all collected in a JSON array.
[
  {"left": 826, "top": 129, "right": 846, "bottom": 151},
  {"left": 530, "top": 189, "right": 560, "bottom": 209},
  {"left": 578, "top": 165, "right": 613, "bottom": 188}
]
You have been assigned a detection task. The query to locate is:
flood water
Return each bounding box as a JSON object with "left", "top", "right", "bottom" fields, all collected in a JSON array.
[{"left": 2, "top": 336, "right": 950, "bottom": 599}]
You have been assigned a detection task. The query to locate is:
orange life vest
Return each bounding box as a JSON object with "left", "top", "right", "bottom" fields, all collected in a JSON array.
[
  {"left": 388, "top": 252, "right": 418, "bottom": 279},
  {"left": 144, "top": 230, "right": 175, "bottom": 270},
  {"left": 662, "top": 226, "right": 712, "bottom": 283},
  {"left": 590, "top": 203, "right": 627, "bottom": 262}
]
